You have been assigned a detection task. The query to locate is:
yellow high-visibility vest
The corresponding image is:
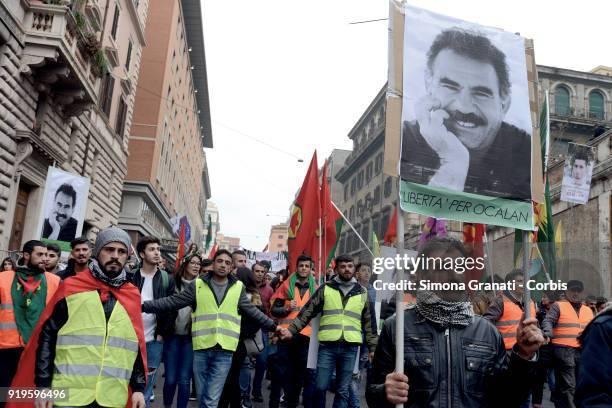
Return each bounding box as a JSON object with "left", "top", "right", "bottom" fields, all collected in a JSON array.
[
  {"left": 192, "top": 279, "right": 243, "bottom": 351},
  {"left": 52, "top": 291, "right": 139, "bottom": 407},
  {"left": 318, "top": 285, "right": 365, "bottom": 344}
]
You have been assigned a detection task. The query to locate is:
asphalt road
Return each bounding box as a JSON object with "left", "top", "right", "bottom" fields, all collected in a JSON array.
[{"left": 152, "top": 365, "right": 555, "bottom": 408}]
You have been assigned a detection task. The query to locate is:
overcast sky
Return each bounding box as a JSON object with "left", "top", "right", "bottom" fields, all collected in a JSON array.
[{"left": 201, "top": 0, "right": 611, "bottom": 251}]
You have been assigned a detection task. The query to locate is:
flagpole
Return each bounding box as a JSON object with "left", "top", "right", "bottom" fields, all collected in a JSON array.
[
  {"left": 483, "top": 229, "right": 496, "bottom": 297},
  {"left": 522, "top": 230, "right": 531, "bottom": 319},
  {"left": 394, "top": 198, "right": 405, "bottom": 389},
  {"left": 318, "top": 217, "right": 323, "bottom": 283},
  {"left": 331, "top": 201, "right": 374, "bottom": 257}
]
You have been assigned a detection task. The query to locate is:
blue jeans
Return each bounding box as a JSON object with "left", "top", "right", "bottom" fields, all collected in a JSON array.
[
  {"left": 251, "top": 330, "right": 269, "bottom": 397},
  {"left": 194, "top": 349, "right": 234, "bottom": 408},
  {"left": 239, "top": 356, "right": 252, "bottom": 397},
  {"left": 144, "top": 339, "right": 164, "bottom": 408},
  {"left": 163, "top": 334, "right": 194, "bottom": 408},
  {"left": 314, "top": 343, "right": 359, "bottom": 408}
]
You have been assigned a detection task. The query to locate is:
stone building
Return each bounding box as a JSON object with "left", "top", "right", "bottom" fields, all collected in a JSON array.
[
  {"left": 1, "top": 0, "right": 148, "bottom": 252},
  {"left": 118, "top": 0, "right": 212, "bottom": 253},
  {"left": 489, "top": 66, "right": 612, "bottom": 297}
]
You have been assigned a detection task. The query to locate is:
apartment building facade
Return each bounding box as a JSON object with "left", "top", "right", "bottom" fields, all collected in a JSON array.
[
  {"left": 1, "top": 0, "right": 148, "bottom": 252},
  {"left": 118, "top": 0, "right": 212, "bottom": 253}
]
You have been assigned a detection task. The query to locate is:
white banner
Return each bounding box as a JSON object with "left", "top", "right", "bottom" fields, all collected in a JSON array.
[{"left": 245, "top": 249, "right": 287, "bottom": 271}]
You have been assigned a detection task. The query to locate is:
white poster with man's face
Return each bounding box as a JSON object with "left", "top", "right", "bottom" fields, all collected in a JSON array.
[
  {"left": 398, "top": 4, "right": 535, "bottom": 230},
  {"left": 37, "top": 167, "right": 91, "bottom": 251},
  {"left": 560, "top": 143, "right": 595, "bottom": 205}
]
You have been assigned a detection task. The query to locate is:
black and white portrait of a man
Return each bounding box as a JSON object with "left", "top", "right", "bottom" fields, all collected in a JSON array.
[
  {"left": 400, "top": 7, "right": 533, "bottom": 201},
  {"left": 38, "top": 167, "right": 90, "bottom": 244}
]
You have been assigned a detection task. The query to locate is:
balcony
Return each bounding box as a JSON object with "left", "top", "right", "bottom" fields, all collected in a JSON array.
[{"left": 21, "top": 1, "right": 106, "bottom": 117}]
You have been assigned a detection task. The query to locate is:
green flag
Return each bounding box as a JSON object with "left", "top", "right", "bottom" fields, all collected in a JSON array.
[
  {"left": 205, "top": 214, "right": 212, "bottom": 251},
  {"left": 514, "top": 92, "right": 556, "bottom": 282}
]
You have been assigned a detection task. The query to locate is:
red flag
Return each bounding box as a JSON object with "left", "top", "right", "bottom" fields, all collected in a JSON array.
[
  {"left": 208, "top": 243, "right": 218, "bottom": 260},
  {"left": 320, "top": 160, "right": 344, "bottom": 272},
  {"left": 383, "top": 206, "right": 398, "bottom": 245},
  {"left": 463, "top": 223, "right": 485, "bottom": 284},
  {"left": 288, "top": 152, "right": 320, "bottom": 274},
  {"left": 175, "top": 220, "right": 186, "bottom": 269}
]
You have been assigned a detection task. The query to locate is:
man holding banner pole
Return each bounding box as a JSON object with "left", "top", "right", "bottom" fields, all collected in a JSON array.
[{"left": 367, "top": 237, "right": 545, "bottom": 408}]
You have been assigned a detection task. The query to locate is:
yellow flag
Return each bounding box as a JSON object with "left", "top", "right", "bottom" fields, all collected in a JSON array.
[{"left": 372, "top": 231, "right": 381, "bottom": 258}]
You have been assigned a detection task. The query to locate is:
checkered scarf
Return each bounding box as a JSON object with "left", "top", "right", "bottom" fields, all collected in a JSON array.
[{"left": 416, "top": 290, "right": 474, "bottom": 327}]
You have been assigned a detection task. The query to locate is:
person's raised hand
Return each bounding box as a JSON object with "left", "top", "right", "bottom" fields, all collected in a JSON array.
[{"left": 384, "top": 372, "right": 409, "bottom": 405}]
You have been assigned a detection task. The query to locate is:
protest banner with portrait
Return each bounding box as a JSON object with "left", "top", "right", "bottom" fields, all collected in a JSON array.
[
  {"left": 385, "top": 2, "right": 544, "bottom": 230},
  {"left": 560, "top": 142, "right": 595, "bottom": 205},
  {"left": 36, "top": 167, "right": 91, "bottom": 251}
]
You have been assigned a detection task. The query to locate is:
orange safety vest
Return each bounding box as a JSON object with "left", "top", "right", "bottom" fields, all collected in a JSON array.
[
  {"left": 0, "top": 270, "right": 60, "bottom": 348},
  {"left": 495, "top": 295, "right": 536, "bottom": 349},
  {"left": 278, "top": 287, "right": 312, "bottom": 337},
  {"left": 551, "top": 301, "right": 594, "bottom": 347}
]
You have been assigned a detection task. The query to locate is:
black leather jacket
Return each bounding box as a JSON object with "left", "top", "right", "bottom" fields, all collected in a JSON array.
[{"left": 366, "top": 307, "right": 538, "bottom": 408}]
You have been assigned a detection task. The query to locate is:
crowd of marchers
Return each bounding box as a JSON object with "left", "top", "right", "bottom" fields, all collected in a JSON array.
[{"left": 0, "top": 231, "right": 610, "bottom": 408}]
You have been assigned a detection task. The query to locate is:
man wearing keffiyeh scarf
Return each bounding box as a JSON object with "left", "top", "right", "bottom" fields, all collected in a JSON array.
[
  {"left": 8, "top": 227, "right": 148, "bottom": 408},
  {"left": 367, "top": 237, "right": 547, "bottom": 408}
]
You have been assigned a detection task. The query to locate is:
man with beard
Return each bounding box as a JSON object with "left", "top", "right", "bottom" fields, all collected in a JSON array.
[
  {"left": 44, "top": 244, "right": 61, "bottom": 275},
  {"left": 401, "top": 29, "right": 531, "bottom": 199},
  {"left": 8, "top": 227, "right": 147, "bottom": 408},
  {"left": 57, "top": 237, "right": 92, "bottom": 280},
  {"left": 366, "top": 238, "right": 544, "bottom": 408},
  {"left": 0, "top": 241, "right": 60, "bottom": 406},
  {"left": 232, "top": 250, "right": 248, "bottom": 273},
  {"left": 280, "top": 255, "right": 377, "bottom": 408},
  {"left": 142, "top": 250, "right": 284, "bottom": 408},
  {"left": 269, "top": 255, "right": 318, "bottom": 408},
  {"left": 42, "top": 184, "right": 79, "bottom": 241},
  {"left": 130, "top": 236, "right": 176, "bottom": 407}
]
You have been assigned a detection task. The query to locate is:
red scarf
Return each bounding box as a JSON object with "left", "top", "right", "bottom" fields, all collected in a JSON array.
[{"left": 8, "top": 270, "right": 147, "bottom": 408}]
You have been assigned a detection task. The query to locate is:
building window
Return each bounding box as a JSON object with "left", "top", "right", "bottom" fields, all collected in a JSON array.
[
  {"left": 344, "top": 185, "right": 349, "bottom": 202},
  {"left": 350, "top": 178, "right": 356, "bottom": 196},
  {"left": 111, "top": 5, "right": 120, "bottom": 40},
  {"left": 374, "top": 153, "right": 382, "bottom": 174},
  {"left": 125, "top": 41, "right": 132, "bottom": 71},
  {"left": 588, "top": 90, "right": 605, "bottom": 120},
  {"left": 384, "top": 177, "right": 393, "bottom": 198},
  {"left": 554, "top": 85, "right": 571, "bottom": 116},
  {"left": 277, "top": 235, "right": 283, "bottom": 239},
  {"left": 357, "top": 199, "right": 363, "bottom": 217},
  {"left": 361, "top": 223, "right": 369, "bottom": 246},
  {"left": 366, "top": 162, "right": 373, "bottom": 182},
  {"left": 373, "top": 186, "right": 381, "bottom": 205},
  {"left": 357, "top": 170, "right": 364, "bottom": 190},
  {"left": 115, "top": 97, "right": 128, "bottom": 139},
  {"left": 349, "top": 206, "right": 355, "bottom": 221},
  {"left": 99, "top": 73, "right": 115, "bottom": 117}
]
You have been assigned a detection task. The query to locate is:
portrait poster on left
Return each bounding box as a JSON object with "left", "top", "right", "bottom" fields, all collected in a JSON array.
[{"left": 36, "top": 167, "right": 91, "bottom": 251}]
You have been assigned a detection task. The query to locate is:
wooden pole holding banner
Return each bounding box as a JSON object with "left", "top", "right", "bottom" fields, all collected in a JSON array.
[
  {"left": 522, "top": 230, "right": 531, "bottom": 319},
  {"left": 394, "top": 197, "right": 405, "bottom": 408},
  {"left": 483, "top": 229, "right": 496, "bottom": 297},
  {"left": 318, "top": 217, "right": 323, "bottom": 283}
]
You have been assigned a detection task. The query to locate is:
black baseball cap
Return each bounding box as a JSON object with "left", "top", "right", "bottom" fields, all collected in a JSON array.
[{"left": 566, "top": 280, "right": 584, "bottom": 292}]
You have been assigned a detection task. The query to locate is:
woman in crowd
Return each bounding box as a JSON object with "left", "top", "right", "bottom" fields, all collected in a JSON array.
[
  {"left": 162, "top": 252, "right": 201, "bottom": 408},
  {"left": 2, "top": 257, "right": 15, "bottom": 271},
  {"left": 220, "top": 267, "right": 264, "bottom": 408}
]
